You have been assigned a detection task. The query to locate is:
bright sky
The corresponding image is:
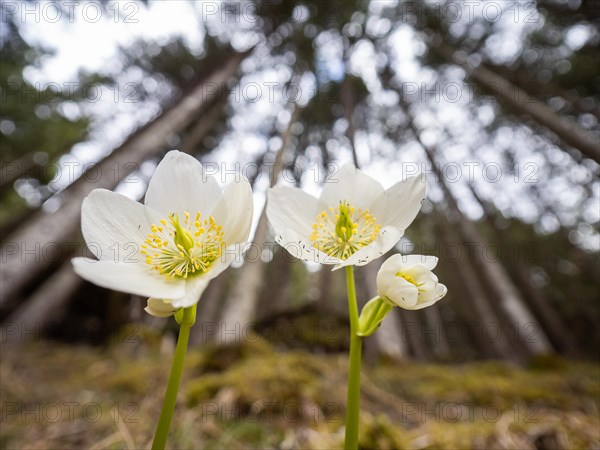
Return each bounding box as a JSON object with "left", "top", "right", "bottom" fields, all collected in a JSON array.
[{"left": 20, "top": 1, "right": 202, "bottom": 83}]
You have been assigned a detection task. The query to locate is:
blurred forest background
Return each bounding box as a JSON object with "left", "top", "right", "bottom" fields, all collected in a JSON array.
[{"left": 1, "top": 0, "right": 599, "bottom": 449}]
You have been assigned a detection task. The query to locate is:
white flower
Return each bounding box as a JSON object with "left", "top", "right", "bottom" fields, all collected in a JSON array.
[
  {"left": 266, "top": 164, "right": 426, "bottom": 269},
  {"left": 376, "top": 254, "right": 447, "bottom": 310},
  {"left": 72, "top": 150, "right": 253, "bottom": 317}
]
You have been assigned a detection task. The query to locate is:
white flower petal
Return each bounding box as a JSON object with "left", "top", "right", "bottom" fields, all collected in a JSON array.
[
  {"left": 72, "top": 257, "right": 185, "bottom": 298},
  {"left": 407, "top": 298, "right": 438, "bottom": 310},
  {"left": 336, "top": 226, "right": 403, "bottom": 270},
  {"left": 81, "top": 189, "right": 159, "bottom": 262},
  {"left": 207, "top": 245, "right": 244, "bottom": 279},
  {"left": 212, "top": 179, "right": 253, "bottom": 246},
  {"left": 267, "top": 185, "right": 321, "bottom": 241},
  {"left": 407, "top": 285, "right": 447, "bottom": 310},
  {"left": 435, "top": 283, "right": 448, "bottom": 300},
  {"left": 319, "top": 164, "right": 384, "bottom": 210},
  {"left": 171, "top": 278, "right": 211, "bottom": 308},
  {"left": 274, "top": 228, "right": 340, "bottom": 265},
  {"left": 401, "top": 254, "right": 439, "bottom": 270},
  {"left": 145, "top": 298, "right": 178, "bottom": 318},
  {"left": 372, "top": 175, "right": 426, "bottom": 231},
  {"left": 376, "top": 253, "right": 447, "bottom": 310},
  {"left": 376, "top": 253, "right": 405, "bottom": 294},
  {"left": 384, "top": 278, "right": 419, "bottom": 308},
  {"left": 145, "top": 150, "right": 222, "bottom": 217}
]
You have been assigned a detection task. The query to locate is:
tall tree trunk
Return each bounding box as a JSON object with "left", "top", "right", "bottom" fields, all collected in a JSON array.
[
  {"left": 1, "top": 97, "right": 228, "bottom": 326},
  {"left": 399, "top": 309, "right": 429, "bottom": 361},
  {"left": 432, "top": 211, "right": 516, "bottom": 361},
  {"left": 217, "top": 104, "right": 302, "bottom": 343},
  {"left": 0, "top": 153, "right": 43, "bottom": 194},
  {"left": 423, "top": 304, "right": 450, "bottom": 360},
  {"left": 3, "top": 260, "right": 83, "bottom": 344},
  {"left": 405, "top": 116, "right": 554, "bottom": 358},
  {"left": 489, "top": 63, "right": 600, "bottom": 121},
  {"left": 431, "top": 41, "right": 600, "bottom": 163},
  {"left": 258, "top": 249, "right": 293, "bottom": 320},
  {"left": 0, "top": 50, "right": 249, "bottom": 313},
  {"left": 341, "top": 77, "right": 360, "bottom": 168},
  {"left": 466, "top": 182, "right": 581, "bottom": 357},
  {"left": 190, "top": 271, "right": 230, "bottom": 345}
]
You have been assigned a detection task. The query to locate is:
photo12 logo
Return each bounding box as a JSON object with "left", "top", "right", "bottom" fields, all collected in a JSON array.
[{"left": 1, "top": 1, "right": 140, "bottom": 24}]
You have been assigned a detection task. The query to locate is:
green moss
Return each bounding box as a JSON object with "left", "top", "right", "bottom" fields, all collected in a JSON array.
[{"left": 3, "top": 340, "right": 599, "bottom": 449}]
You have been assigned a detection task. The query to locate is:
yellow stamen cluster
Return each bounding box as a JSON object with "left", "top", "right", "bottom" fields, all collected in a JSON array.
[
  {"left": 396, "top": 272, "right": 417, "bottom": 286},
  {"left": 310, "top": 200, "right": 381, "bottom": 260},
  {"left": 396, "top": 271, "right": 425, "bottom": 292},
  {"left": 141, "top": 211, "right": 224, "bottom": 279}
]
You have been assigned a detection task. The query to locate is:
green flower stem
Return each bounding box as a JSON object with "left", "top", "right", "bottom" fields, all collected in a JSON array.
[
  {"left": 151, "top": 305, "right": 196, "bottom": 450},
  {"left": 344, "top": 266, "right": 363, "bottom": 450}
]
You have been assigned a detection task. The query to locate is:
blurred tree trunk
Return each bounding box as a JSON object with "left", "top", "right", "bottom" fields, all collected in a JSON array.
[
  {"left": 466, "top": 182, "right": 581, "bottom": 357},
  {"left": 190, "top": 271, "right": 230, "bottom": 345},
  {"left": 0, "top": 50, "right": 249, "bottom": 314},
  {"left": 3, "top": 260, "right": 83, "bottom": 344},
  {"left": 341, "top": 76, "right": 360, "bottom": 168},
  {"left": 315, "top": 265, "right": 346, "bottom": 318},
  {"left": 489, "top": 64, "right": 600, "bottom": 121},
  {"left": 399, "top": 309, "right": 428, "bottom": 361},
  {"left": 218, "top": 104, "right": 302, "bottom": 343},
  {"left": 0, "top": 153, "right": 43, "bottom": 194},
  {"left": 423, "top": 304, "right": 450, "bottom": 360},
  {"left": 431, "top": 41, "right": 600, "bottom": 163},
  {"left": 432, "top": 210, "right": 515, "bottom": 360},
  {"left": 1, "top": 97, "right": 230, "bottom": 327},
  {"left": 405, "top": 114, "right": 553, "bottom": 359},
  {"left": 257, "top": 248, "right": 293, "bottom": 320},
  {"left": 0, "top": 207, "right": 36, "bottom": 243}
]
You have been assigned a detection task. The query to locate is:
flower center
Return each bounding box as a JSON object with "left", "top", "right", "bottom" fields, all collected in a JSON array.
[
  {"left": 141, "top": 211, "right": 224, "bottom": 279},
  {"left": 396, "top": 272, "right": 417, "bottom": 286},
  {"left": 395, "top": 271, "right": 425, "bottom": 292},
  {"left": 310, "top": 200, "right": 381, "bottom": 260}
]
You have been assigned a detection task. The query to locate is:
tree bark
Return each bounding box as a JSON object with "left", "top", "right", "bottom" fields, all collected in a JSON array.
[
  {"left": 3, "top": 260, "right": 83, "bottom": 344},
  {"left": 432, "top": 42, "right": 600, "bottom": 163},
  {"left": 0, "top": 51, "right": 249, "bottom": 311},
  {"left": 217, "top": 104, "right": 302, "bottom": 343},
  {"left": 406, "top": 117, "right": 554, "bottom": 357},
  {"left": 432, "top": 210, "right": 517, "bottom": 361},
  {"left": 423, "top": 304, "right": 450, "bottom": 360},
  {"left": 399, "top": 309, "right": 429, "bottom": 361},
  {"left": 466, "top": 182, "right": 580, "bottom": 357}
]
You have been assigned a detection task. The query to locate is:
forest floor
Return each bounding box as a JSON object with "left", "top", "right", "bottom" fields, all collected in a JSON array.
[{"left": 1, "top": 327, "right": 599, "bottom": 450}]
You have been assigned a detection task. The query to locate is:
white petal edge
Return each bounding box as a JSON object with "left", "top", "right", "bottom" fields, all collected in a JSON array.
[
  {"left": 319, "top": 164, "right": 385, "bottom": 211},
  {"left": 81, "top": 189, "right": 159, "bottom": 262},
  {"left": 267, "top": 185, "right": 321, "bottom": 242},
  {"left": 212, "top": 179, "right": 253, "bottom": 246},
  {"left": 145, "top": 150, "right": 222, "bottom": 218},
  {"left": 171, "top": 278, "right": 211, "bottom": 308},
  {"left": 335, "top": 226, "right": 403, "bottom": 270},
  {"left": 376, "top": 253, "right": 405, "bottom": 295},
  {"left": 401, "top": 254, "right": 439, "bottom": 270},
  {"left": 274, "top": 228, "right": 341, "bottom": 266},
  {"left": 72, "top": 257, "right": 185, "bottom": 298},
  {"left": 409, "top": 284, "right": 447, "bottom": 310},
  {"left": 372, "top": 175, "right": 426, "bottom": 231},
  {"left": 385, "top": 278, "right": 419, "bottom": 308},
  {"left": 145, "top": 298, "right": 178, "bottom": 318}
]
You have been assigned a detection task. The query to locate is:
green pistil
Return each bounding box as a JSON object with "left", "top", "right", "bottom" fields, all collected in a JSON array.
[{"left": 170, "top": 214, "right": 195, "bottom": 253}]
